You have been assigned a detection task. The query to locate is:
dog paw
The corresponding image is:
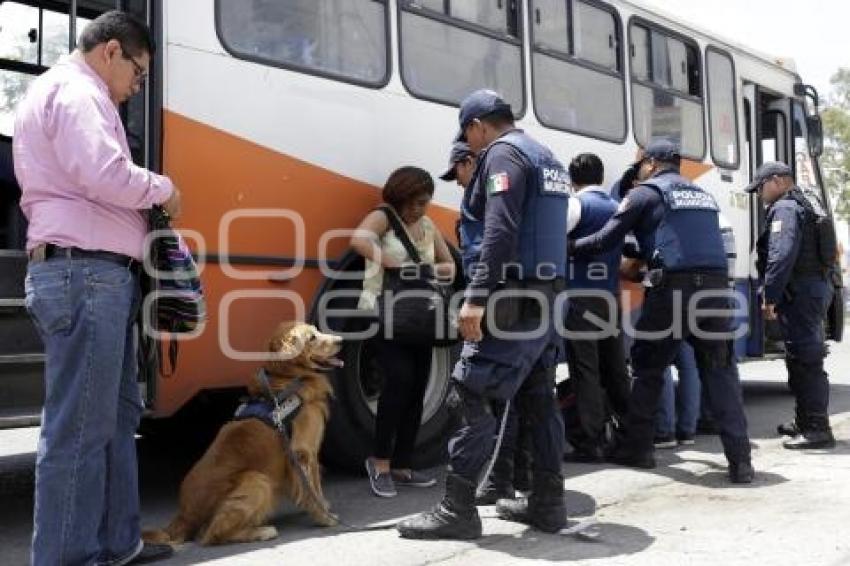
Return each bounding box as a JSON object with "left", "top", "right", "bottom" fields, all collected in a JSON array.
[
  {"left": 316, "top": 511, "right": 339, "bottom": 527},
  {"left": 255, "top": 526, "right": 279, "bottom": 541},
  {"left": 141, "top": 529, "right": 170, "bottom": 544}
]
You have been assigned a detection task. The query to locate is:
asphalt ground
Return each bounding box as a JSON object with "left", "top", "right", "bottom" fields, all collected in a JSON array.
[{"left": 1, "top": 341, "right": 849, "bottom": 565}]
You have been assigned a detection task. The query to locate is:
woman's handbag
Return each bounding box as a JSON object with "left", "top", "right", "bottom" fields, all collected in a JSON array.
[{"left": 376, "top": 206, "right": 458, "bottom": 346}]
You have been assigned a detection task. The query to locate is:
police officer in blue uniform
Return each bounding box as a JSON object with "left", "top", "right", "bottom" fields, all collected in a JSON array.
[
  {"left": 398, "top": 90, "right": 569, "bottom": 539},
  {"left": 441, "top": 141, "right": 532, "bottom": 503},
  {"left": 564, "top": 153, "right": 630, "bottom": 462},
  {"left": 749, "top": 162, "right": 836, "bottom": 449},
  {"left": 570, "top": 138, "right": 754, "bottom": 484}
]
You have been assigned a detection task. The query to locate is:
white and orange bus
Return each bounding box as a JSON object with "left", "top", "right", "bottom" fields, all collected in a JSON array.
[{"left": 0, "top": 0, "right": 841, "bottom": 468}]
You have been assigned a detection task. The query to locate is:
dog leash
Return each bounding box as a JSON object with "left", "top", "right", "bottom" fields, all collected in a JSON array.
[{"left": 256, "top": 369, "right": 397, "bottom": 533}]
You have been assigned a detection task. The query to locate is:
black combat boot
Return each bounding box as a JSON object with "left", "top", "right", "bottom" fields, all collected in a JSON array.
[
  {"left": 495, "top": 470, "right": 567, "bottom": 534},
  {"left": 777, "top": 406, "right": 806, "bottom": 437},
  {"left": 782, "top": 414, "right": 836, "bottom": 450},
  {"left": 728, "top": 460, "right": 755, "bottom": 484},
  {"left": 397, "top": 474, "right": 482, "bottom": 540}
]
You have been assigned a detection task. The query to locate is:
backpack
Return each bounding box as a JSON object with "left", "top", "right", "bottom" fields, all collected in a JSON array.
[{"left": 790, "top": 188, "right": 838, "bottom": 271}]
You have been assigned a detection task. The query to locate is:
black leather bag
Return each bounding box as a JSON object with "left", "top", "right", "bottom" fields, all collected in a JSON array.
[{"left": 375, "top": 206, "right": 458, "bottom": 346}]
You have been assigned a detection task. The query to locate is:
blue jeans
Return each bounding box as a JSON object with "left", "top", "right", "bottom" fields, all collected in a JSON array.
[
  {"left": 655, "top": 341, "right": 701, "bottom": 436},
  {"left": 26, "top": 257, "right": 143, "bottom": 566}
]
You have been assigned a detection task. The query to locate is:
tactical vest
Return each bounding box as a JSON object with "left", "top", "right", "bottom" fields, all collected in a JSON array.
[
  {"left": 481, "top": 131, "right": 569, "bottom": 279},
  {"left": 638, "top": 171, "right": 727, "bottom": 272},
  {"left": 569, "top": 188, "right": 622, "bottom": 293},
  {"left": 785, "top": 188, "right": 828, "bottom": 277}
]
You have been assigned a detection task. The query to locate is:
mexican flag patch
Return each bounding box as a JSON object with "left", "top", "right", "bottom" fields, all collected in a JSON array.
[{"left": 487, "top": 172, "right": 510, "bottom": 195}]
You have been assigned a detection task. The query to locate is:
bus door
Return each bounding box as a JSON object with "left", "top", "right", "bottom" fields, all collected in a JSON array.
[
  {"left": 0, "top": 0, "right": 153, "bottom": 428},
  {"left": 742, "top": 83, "right": 791, "bottom": 358}
]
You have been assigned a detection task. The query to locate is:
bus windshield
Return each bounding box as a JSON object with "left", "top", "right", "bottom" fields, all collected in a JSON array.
[{"left": 792, "top": 101, "right": 821, "bottom": 194}]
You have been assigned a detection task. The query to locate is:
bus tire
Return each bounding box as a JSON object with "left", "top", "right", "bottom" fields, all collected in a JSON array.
[{"left": 321, "top": 336, "right": 458, "bottom": 473}]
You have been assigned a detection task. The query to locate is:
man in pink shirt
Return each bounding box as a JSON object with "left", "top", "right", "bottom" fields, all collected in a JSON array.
[{"left": 14, "top": 10, "right": 180, "bottom": 566}]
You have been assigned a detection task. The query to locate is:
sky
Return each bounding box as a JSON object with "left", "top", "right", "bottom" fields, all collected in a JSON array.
[{"left": 639, "top": 0, "right": 850, "bottom": 102}]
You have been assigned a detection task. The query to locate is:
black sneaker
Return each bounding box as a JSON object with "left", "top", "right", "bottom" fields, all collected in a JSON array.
[
  {"left": 653, "top": 434, "right": 677, "bottom": 449},
  {"left": 782, "top": 430, "right": 836, "bottom": 450},
  {"left": 676, "top": 432, "right": 696, "bottom": 446},
  {"left": 365, "top": 458, "right": 397, "bottom": 497},
  {"left": 776, "top": 420, "right": 800, "bottom": 437},
  {"left": 608, "top": 446, "right": 656, "bottom": 469},
  {"left": 392, "top": 469, "right": 437, "bottom": 488}
]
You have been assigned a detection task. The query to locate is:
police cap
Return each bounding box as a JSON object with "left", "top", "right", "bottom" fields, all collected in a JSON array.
[
  {"left": 455, "top": 89, "right": 513, "bottom": 142},
  {"left": 637, "top": 138, "right": 681, "bottom": 165},
  {"left": 439, "top": 141, "right": 474, "bottom": 181},
  {"left": 745, "top": 161, "right": 793, "bottom": 193}
]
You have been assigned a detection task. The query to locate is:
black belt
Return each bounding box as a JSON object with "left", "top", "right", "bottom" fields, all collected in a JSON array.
[
  {"left": 652, "top": 270, "right": 728, "bottom": 287},
  {"left": 32, "top": 244, "right": 140, "bottom": 271}
]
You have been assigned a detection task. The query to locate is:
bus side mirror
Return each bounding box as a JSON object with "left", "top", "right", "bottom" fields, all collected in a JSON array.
[{"left": 807, "top": 115, "right": 824, "bottom": 157}]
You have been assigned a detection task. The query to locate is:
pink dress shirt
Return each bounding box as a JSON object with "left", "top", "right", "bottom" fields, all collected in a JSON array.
[{"left": 13, "top": 54, "right": 173, "bottom": 260}]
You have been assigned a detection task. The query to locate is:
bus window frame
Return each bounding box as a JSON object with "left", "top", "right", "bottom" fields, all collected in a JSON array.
[
  {"left": 397, "top": 0, "right": 527, "bottom": 118},
  {"left": 530, "top": 0, "right": 627, "bottom": 143},
  {"left": 705, "top": 45, "right": 740, "bottom": 169},
  {"left": 213, "top": 0, "right": 392, "bottom": 90},
  {"left": 627, "top": 15, "right": 706, "bottom": 161}
]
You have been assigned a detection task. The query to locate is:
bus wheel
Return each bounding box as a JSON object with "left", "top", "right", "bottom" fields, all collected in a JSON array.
[{"left": 321, "top": 336, "right": 457, "bottom": 473}]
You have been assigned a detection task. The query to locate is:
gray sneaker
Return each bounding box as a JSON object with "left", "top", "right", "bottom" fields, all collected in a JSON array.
[
  {"left": 392, "top": 470, "right": 437, "bottom": 488},
  {"left": 366, "top": 458, "right": 397, "bottom": 498}
]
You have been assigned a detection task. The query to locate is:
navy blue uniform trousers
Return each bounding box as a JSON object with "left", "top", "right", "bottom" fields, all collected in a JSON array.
[
  {"left": 777, "top": 276, "right": 831, "bottom": 416},
  {"left": 448, "top": 286, "right": 565, "bottom": 484},
  {"left": 626, "top": 273, "right": 751, "bottom": 463}
]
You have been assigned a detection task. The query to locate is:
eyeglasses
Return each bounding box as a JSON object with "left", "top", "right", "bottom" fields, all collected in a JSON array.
[{"left": 119, "top": 44, "right": 148, "bottom": 84}]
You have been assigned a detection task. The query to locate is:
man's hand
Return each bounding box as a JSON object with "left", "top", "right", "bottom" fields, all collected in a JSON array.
[
  {"left": 162, "top": 186, "right": 182, "bottom": 220},
  {"left": 763, "top": 302, "right": 777, "bottom": 321},
  {"left": 458, "top": 302, "right": 485, "bottom": 342}
]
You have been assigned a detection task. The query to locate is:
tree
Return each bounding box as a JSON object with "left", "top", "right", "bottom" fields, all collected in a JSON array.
[{"left": 822, "top": 68, "right": 850, "bottom": 221}]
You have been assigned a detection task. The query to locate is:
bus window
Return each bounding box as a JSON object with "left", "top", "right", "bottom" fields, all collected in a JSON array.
[
  {"left": 792, "top": 101, "right": 819, "bottom": 192},
  {"left": 532, "top": 0, "right": 568, "bottom": 53},
  {"left": 630, "top": 22, "right": 704, "bottom": 159},
  {"left": 450, "top": 1, "right": 510, "bottom": 35},
  {"left": 0, "top": 2, "right": 89, "bottom": 136},
  {"left": 399, "top": 0, "right": 523, "bottom": 111},
  {"left": 216, "top": 0, "right": 389, "bottom": 87},
  {"left": 531, "top": 0, "right": 625, "bottom": 142},
  {"left": 707, "top": 47, "right": 739, "bottom": 168}
]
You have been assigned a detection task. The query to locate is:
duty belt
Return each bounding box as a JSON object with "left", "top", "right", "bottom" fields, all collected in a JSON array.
[{"left": 648, "top": 269, "right": 728, "bottom": 288}]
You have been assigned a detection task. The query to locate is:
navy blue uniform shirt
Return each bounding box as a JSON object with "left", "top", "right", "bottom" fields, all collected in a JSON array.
[
  {"left": 757, "top": 194, "right": 805, "bottom": 304},
  {"left": 465, "top": 129, "right": 530, "bottom": 306},
  {"left": 571, "top": 173, "right": 666, "bottom": 259}
]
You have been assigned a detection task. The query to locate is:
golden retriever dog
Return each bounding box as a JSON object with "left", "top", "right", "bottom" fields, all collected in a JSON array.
[{"left": 144, "top": 322, "right": 342, "bottom": 546}]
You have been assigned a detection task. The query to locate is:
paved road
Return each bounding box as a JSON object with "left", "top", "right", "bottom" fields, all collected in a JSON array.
[{"left": 2, "top": 342, "right": 849, "bottom": 566}]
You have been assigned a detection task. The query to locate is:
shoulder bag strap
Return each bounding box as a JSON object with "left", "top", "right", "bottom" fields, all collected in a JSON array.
[{"left": 377, "top": 205, "right": 423, "bottom": 265}]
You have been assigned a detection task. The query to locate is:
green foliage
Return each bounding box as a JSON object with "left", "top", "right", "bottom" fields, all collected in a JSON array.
[{"left": 823, "top": 68, "right": 850, "bottom": 220}]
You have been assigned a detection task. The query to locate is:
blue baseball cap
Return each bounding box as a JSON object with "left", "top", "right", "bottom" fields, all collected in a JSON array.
[
  {"left": 638, "top": 138, "right": 681, "bottom": 164},
  {"left": 745, "top": 161, "right": 793, "bottom": 193},
  {"left": 439, "top": 141, "right": 474, "bottom": 181},
  {"left": 455, "top": 89, "right": 513, "bottom": 142}
]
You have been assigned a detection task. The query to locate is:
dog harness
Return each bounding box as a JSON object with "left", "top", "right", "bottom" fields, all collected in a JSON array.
[{"left": 233, "top": 369, "right": 304, "bottom": 434}]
